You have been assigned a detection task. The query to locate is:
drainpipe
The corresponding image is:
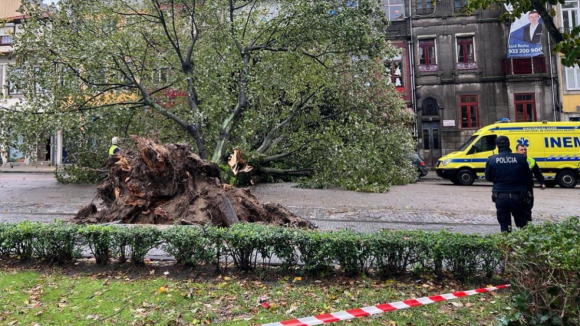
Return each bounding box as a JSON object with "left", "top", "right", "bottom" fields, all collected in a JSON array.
[
  {"left": 408, "top": 0, "right": 417, "bottom": 140},
  {"left": 546, "top": 3, "right": 559, "bottom": 121}
]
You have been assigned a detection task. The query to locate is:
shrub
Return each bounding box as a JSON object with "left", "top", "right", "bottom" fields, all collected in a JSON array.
[
  {"left": 368, "top": 230, "right": 421, "bottom": 276},
  {"left": 222, "top": 223, "right": 274, "bottom": 271},
  {"left": 33, "top": 221, "right": 81, "bottom": 264},
  {"left": 329, "top": 230, "right": 373, "bottom": 276},
  {"left": 294, "top": 230, "right": 335, "bottom": 274},
  {"left": 78, "top": 225, "right": 115, "bottom": 265},
  {"left": 124, "top": 226, "right": 162, "bottom": 265},
  {"left": 161, "top": 226, "right": 216, "bottom": 267},
  {"left": 499, "top": 216, "right": 580, "bottom": 326},
  {"left": 270, "top": 227, "right": 300, "bottom": 271},
  {"left": 2, "top": 221, "right": 41, "bottom": 260},
  {"left": 0, "top": 223, "right": 15, "bottom": 258}
]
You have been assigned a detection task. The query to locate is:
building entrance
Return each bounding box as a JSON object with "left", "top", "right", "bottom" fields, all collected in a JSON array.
[{"left": 422, "top": 121, "right": 441, "bottom": 167}]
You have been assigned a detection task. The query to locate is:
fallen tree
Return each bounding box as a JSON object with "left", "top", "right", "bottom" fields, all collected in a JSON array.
[{"left": 74, "top": 136, "right": 314, "bottom": 228}]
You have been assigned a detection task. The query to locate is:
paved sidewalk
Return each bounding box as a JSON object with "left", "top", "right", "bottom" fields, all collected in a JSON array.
[{"left": 0, "top": 163, "right": 56, "bottom": 174}]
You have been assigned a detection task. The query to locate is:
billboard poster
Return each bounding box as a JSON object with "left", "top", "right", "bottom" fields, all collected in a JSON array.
[{"left": 507, "top": 9, "right": 544, "bottom": 58}]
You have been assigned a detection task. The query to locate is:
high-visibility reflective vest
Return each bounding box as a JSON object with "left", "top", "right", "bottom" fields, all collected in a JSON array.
[
  {"left": 526, "top": 157, "right": 536, "bottom": 169},
  {"left": 109, "top": 145, "right": 120, "bottom": 156}
]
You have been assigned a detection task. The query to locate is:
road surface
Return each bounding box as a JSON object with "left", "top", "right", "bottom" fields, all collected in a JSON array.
[{"left": 0, "top": 173, "right": 577, "bottom": 235}]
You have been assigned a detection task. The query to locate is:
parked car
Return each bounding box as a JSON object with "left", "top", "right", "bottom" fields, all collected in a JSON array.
[{"left": 411, "top": 153, "right": 428, "bottom": 179}]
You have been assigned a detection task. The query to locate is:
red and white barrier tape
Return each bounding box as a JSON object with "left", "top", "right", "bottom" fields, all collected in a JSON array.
[{"left": 256, "top": 284, "right": 510, "bottom": 326}]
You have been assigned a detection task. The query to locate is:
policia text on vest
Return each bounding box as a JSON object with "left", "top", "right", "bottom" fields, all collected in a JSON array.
[
  {"left": 485, "top": 136, "right": 532, "bottom": 232},
  {"left": 436, "top": 121, "right": 580, "bottom": 188}
]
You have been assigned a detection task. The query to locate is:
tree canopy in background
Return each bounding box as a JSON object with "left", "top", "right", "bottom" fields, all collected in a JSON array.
[{"left": 3, "top": 0, "right": 416, "bottom": 191}]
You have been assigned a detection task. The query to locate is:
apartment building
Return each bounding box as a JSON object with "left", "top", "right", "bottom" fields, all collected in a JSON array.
[
  {"left": 1, "top": 0, "right": 58, "bottom": 165},
  {"left": 1, "top": 1, "right": 24, "bottom": 164},
  {"left": 385, "top": 0, "right": 559, "bottom": 166},
  {"left": 558, "top": 0, "right": 580, "bottom": 121}
]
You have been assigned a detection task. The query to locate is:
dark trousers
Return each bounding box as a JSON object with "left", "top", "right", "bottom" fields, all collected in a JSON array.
[{"left": 494, "top": 192, "right": 532, "bottom": 232}]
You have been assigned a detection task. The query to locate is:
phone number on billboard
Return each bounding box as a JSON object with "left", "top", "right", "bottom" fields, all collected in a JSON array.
[{"left": 509, "top": 48, "right": 542, "bottom": 54}]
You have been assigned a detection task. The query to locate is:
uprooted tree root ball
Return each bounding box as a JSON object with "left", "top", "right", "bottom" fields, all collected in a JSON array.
[{"left": 73, "top": 136, "right": 314, "bottom": 228}]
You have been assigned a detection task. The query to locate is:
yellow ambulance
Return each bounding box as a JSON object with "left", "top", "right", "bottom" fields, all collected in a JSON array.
[{"left": 436, "top": 120, "right": 580, "bottom": 188}]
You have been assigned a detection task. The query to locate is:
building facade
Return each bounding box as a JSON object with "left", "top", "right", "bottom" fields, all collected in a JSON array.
[
  {"left": 385, "top": 0, "right": 559, "bottom": 166},
  {"left": 558, "top": 0, "right": 580, "bottom": 121},
  {"left": 1, "top": 0, "right": 59, "bottom": 165}
]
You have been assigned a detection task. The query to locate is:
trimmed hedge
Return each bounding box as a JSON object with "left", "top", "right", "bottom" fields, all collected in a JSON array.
[
  {"left": 0, "top": 221, "right": 503, "bottom": 281},
  {"left": 3, "top": 217, "right": 579, "bottom": 325}
]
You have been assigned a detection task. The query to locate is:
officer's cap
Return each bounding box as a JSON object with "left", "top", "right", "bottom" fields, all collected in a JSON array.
[{"left": 495, "top": 136, "right": 510, "bottom": 147}]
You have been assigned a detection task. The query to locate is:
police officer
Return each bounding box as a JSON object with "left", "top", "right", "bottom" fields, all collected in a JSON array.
[
  {"left": 485, "top": 136, "right": 533, "bottom": 232},
  {"left": 109, "top": 137, "right": 120, "bottom": 157},
  {"left": 516, "top": 144, "right": 546, "bottom": 209}
]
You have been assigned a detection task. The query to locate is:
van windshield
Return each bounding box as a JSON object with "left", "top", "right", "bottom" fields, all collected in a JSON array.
[{"left": 457, "top": 136, "right": 478, "bottom": 151}]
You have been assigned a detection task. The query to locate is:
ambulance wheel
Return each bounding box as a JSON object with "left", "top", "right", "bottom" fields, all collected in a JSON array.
[
  {"left": 556, "top": 171, "right": 578, "bottom": 188},
  {"left": 456, "top": 169, "right": 475, "bottom": 186}
]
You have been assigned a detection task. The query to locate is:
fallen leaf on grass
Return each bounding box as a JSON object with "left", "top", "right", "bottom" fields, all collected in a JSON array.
[
  {"left": 285, "top": 304, "right": 298, "bottom": 314},
  {"left": 257, "top": 294, "right": 268, "bottom": 304},
  {"left": 158, "top": 286, "right": 168, "bottom": 294}
]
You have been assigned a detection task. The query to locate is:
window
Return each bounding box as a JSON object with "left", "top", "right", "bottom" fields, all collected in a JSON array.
[
  {"left": 385, "top": 54, "right": 404, "bottom": 91},
  {"left": 419, "top": 39, "right": 437, "bottom": 72},
  {"left": 457, "top": 37, "right": 474, "bottom": 63},
  {"left": 422, "top": 128, "right": 440, "bottom": 149},
  {"left": 457, "top": 36, "right": 476, "bottom": 69},
  {"left": 7, "top": 68, "right": 22, "bottom": 95},
  {"left": 455, "top": 0, "right": 468, "bottom": 11},
  {"left": 422, "top": 129, "right": 430, "bottom": 149},
  {"left": 561, "top": 0, "right": 579, "bottom": 90},
  {"left": 381, "top": 0, "right": 404, "bottom": 20},
  {"left": 0, "top": 35, "right": 12, "bottom": 45},
  {"left": 34, "top": 67, "right": 44, "bottom": 94},
  {"left": 561, "top": 0, "right": 579, "bottom": 33},
  {"left": 514, "top": 93, "right": 536, "bottom": 122},
  {"left": 422, "top": 98, "right": 439, "bottom": 116},
  {"left": 59, "top": 66, "right": 78, "bottom": 88},
  {"left": 416, "top": 0, "right": 434, "bottom": 14},
  {"left": 152, "top": 68, "right": 168, "bottom": 84},
  {"left": 471, "top": 135, "right": 497, "bottom": 153},
  {"left": 459, "top": 95, "right": 479, "bottom": 129},
  {"left": 565, "top": 65, "right": 580, "bottom": 90}
]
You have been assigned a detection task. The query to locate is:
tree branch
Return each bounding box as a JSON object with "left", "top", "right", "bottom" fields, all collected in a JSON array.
[
  {"left": 257, "top": 86, "right": 322, "bottom": 154},
  {"left": 254, "top": 167, "right": 315, "bottom": 177}
]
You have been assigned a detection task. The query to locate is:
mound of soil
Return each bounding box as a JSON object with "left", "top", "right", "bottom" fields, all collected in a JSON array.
[{"left": 73, "top": 136, "right": 313, "bottom": 228}]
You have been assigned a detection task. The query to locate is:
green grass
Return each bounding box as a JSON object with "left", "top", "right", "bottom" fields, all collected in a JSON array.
[{"left": 0, "top": 262, "right": 511, "bottom": 325}]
